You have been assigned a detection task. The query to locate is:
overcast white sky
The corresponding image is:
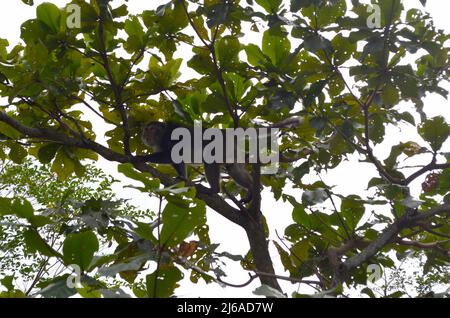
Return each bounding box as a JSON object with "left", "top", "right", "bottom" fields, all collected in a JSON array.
[{"left": 0, "top": 0, "right": 448, "bottom": 298}]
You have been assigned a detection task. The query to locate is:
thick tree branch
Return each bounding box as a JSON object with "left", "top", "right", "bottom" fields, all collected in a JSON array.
[
  {"left": 245, "top": 221, "right": 282, "bottom": 291},
  {"left": 396, "top": 239, "right": 450, "bottom": 249},
  {"left": 405, "top": 159, "right": 450, "bottom": 185},
  {"left": 340, "top": 204, "right": 450, "bottom": 275}
]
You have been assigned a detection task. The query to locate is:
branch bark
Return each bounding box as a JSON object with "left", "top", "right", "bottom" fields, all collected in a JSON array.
[
  {"left": 340, "top": 204, "right": 450, "bottom": 276},
  {"left": 244, "top": 219, "right": 282, "bottom": 291}
]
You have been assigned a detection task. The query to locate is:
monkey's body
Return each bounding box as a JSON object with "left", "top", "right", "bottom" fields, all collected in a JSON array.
[{"left": 141, "top": 121, "right": 254, "bottom": 202}]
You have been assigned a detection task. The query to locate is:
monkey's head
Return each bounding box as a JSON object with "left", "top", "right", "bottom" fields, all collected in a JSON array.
[{"left": 142, "top": 121, "right": 167, "bottom": 151}]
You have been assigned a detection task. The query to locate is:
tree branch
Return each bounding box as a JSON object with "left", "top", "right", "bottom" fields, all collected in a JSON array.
[
  {"left": 181, "top": 0, "right": 238, "bottom": 127},
  {"left": 97, "top": 9, "right": 131, "bottom": 155},
  {"left": 405, "top": 159, "right": 450, "bottom": 185},
  {"left": 396, "top": 238, "right": 450, "bottom": 249},
  {"left": 340, "top": 204, "right": 450, "bottom": 275}
]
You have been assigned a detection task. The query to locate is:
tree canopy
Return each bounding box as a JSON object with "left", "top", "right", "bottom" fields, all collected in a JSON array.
[{"left": 0, "top": 0, "right": 449, "bottom": 298}]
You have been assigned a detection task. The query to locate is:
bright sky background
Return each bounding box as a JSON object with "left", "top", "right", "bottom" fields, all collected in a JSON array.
[{"left": 0, "top": 0, "right": 448, "bottom": 298}]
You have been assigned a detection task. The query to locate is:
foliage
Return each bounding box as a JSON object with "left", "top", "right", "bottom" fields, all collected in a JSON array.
[{"left": 0, "top": 0, "right": 449, "bottom": 297}]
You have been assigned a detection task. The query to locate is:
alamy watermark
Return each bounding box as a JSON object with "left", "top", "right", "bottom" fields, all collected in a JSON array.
[
  {"left": 66, "top": 4, "right": 81, "bottom": 29},
  {"left": 66, "top": 264, "right": 82, "bottom": 289},
  {"left": 367, "top": 4, "right": 382, "bottom": 29},
  {"left": 169, "top": 121, "right": 280, "bottom": 175},
  {"left": 367, "top": 264, "right": 383, "bottom": 284}
]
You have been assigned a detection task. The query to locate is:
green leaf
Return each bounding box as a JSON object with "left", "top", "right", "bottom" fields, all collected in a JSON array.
[
  {"left": 291, "top": 0, "right": 313, "bottom": 12},
  {"left": 11, "top": 197, "right": 34, "bottom": 219},
  {"left": 341, "top": 195, "right": 365, "bottom": 231},
  {"left": 304, "top": 34, "right": 332, "bottom": 54},
  {"left": 361, "top": 287, "right": 376, "bottom": 298},
  {"left": 0, "top": 38, "right": 9, "bottom": 61},
  {"left": 146, "top": 265, "right": 183, "bottom": 298},
  {"left": 304, "top": 80, "right": 327, "bottom": 107},
  {"left": 384, "top": 142, "right": 427, "bottom": 168},
  {"left": 224, "top": 73, "right": 251, "bottom": 103},
  {"left": 301, "top": 0, "right": 346, "bottom": 27},
  {"left": 0, "top": 197, "right": 13, "bottom": 216},
  {"left": 262, "top": 29, "right": 291, "bottom": 67},
  {"left": 382, "top": 83, "right": 400, "bottom": 105},
  {"left": 387, "top": 291, "right": 404, "bottom": 298},
  {"left": 118, "top": 163, "right": 160, "bottom": 191},
  {"left": 255, "top": 0, "right": 282, "bottom": 13},
  {"left": 124, "top": 16, "right": 145, "bottom": 45},
  {"left": 134, "top": 222, "right": 157, "bottom": 241},
  {"left": 36, "top": 2, "right": 61, "bottom": 33},
  {"left": 187, "top": 51, "right": 214, "bottom": 75},
  {"left": 0, "top": 122, "right": 21, "bottom": 139},
  {"left": 160, "top": 201, "right": 205, "bottom": 247},
  {"left": 164, "top": 58, "right": 183, "bottom": 84},
  {"left": 24, "top": 229, "right": 59, "bottom": 258},
  {"left": 217, "top": 36, "right": 241, "bottom": 66},
  {"left": 379, "top": 0, "right": 402, "bottom": 26},
  {"left": 73, "top": 148, "right": 99, "bottom": 161},
  {"left": 1, "top": 276, "right": 14, "bottom": 291},
  {"left": 148, "top": 57, "right": 182, "bottom": 87},
  {"left": 244, "top": 44, "right": 270, "bottom": 67},
  {"left": 360, "top": 38, "right": 384, "bottom": 62},
  {"left": 292, "top": 204, "right": 312, "bottom": 229},
  {"left": 29, "top": 215, "right": 52, "bottom": 228},
  {"left": 8, "top": 143, "right": 27, "bottom": 164},
  {"left": 392, "top": 66, "right": 419, "bottom": 99},
  {"left": 51, "top": 149, "right": 75, "bottom": 181},
  {"left": 332, "top": 34, "right": 356, "bottom": 65},
  {"left": 111, "top": 4, "right": 128, "bottom": 17},
  {"left": 290, "top": 240, "right": 310, "bottom": 266},
  {"left": 273, "top": 241, "right": 295, "bottom": 273},
  {"left": 21, "top": 0, "right": 34, "bottom": 5},
  {"left": 154, "top": 0, "right": 188, "bottom": 33},
  {"left": 191, "top": 16, "right": 209, "bottom": 41},
  {"left": 38, "top": 143, "right": 61, "bottom": 164},
  {"left": 63, "top": 231, "right": 99, "bottom": 271},
  {"left": 204, "top": 1, "right": 231, "bottom": 28},
  {"left": 419, "top": 116, "right": 450, "bottom": 151},
  {"left": 204, "top": 93, "right": 228, "bottom": 113}
]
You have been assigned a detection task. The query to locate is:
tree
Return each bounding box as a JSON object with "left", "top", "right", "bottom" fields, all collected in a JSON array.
[
  {"left": 0, "top": 160, "right": 148, "bottom": 297},
  {"left": 0, "top": 0, "right": 449, "bottom": 297}
]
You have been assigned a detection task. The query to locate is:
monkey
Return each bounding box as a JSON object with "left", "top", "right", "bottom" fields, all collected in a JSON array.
[{"left": 140, "top": 121, "right": 255, "bottom": 203}]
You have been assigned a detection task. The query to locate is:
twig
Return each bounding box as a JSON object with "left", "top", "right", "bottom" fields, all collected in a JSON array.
[{"left": 98, "top": 9, "right": 131, "bottom": 155}]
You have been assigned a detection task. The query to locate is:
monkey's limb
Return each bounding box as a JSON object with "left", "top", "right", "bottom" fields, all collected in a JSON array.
[{"left": 225, "top": 164, "right": 253, "bottom": 204}]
